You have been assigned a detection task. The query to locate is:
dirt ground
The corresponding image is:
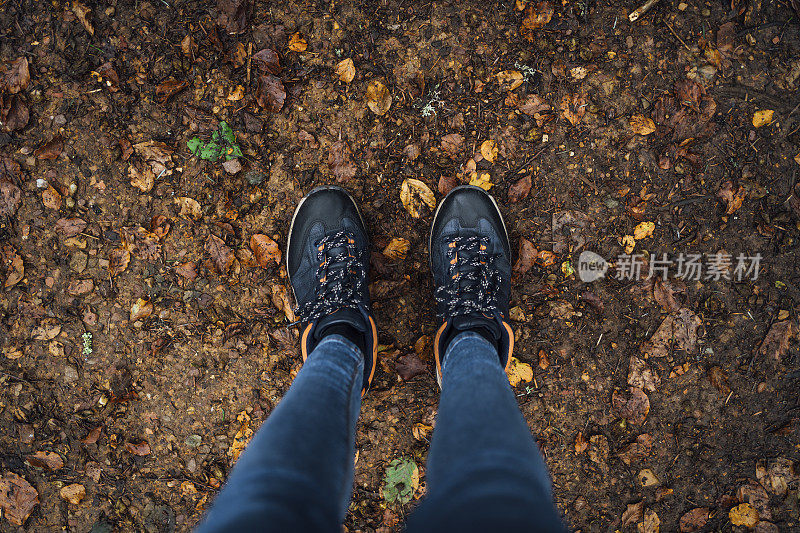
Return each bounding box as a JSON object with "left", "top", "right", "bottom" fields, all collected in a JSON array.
[{"left": 1, "top": 0, "right": 800, "bottom": 531}]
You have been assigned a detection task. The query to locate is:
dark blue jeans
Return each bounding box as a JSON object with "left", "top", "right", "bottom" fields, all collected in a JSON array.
[{"left": 197, "top": 332, "right": 565, "bottom": 532}]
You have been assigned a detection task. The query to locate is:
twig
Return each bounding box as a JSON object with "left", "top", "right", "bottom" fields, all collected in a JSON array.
[
  {"left": 664, "top": 19, "right": 692, "bottom": 51},
  {"left": 246, "top": 42, "right": 252, "bottom": 85},
  {"left": 629, "top": 0, "right": 660, "bottom": 22}
]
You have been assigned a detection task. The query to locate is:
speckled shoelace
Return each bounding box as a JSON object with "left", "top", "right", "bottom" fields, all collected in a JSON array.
[
  {"left": 294, "top": 231, "right": 367, "bottom": 324},
  {"left": 434, "top": 235, "right": 501, "bottom": 318}
]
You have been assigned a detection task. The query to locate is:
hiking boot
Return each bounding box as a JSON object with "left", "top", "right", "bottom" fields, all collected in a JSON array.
[
  {"left": 429, "top": 185, "right": 513, "bottom": 386},
  {"left": 286, "top": 186, "right": 378, "bottom": 395}
]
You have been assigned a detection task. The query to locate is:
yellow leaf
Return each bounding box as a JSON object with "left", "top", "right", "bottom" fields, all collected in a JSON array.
[
  {"left": 752, "top": 109, "right": 774, "bottom": 128},
  {"left": 412, "top": 423, "right": 433, "bottom": 441},
  {"left": 228, "top": 410, "right": 254, "bottom": 463},
  {"left": 480, "top": 140, "right": 498, "bottom": 163},
  {"left": 729, "top": 503, "right": 759, "bottom": 527},
  {"left": 400, "top": 178, "right": 436, "bottom": 218},
  {"left": 366, "top": 79, "right": 392, "bottom": 115},
  {"left": 288, "top": 32, "right": 307, "bottom": 52},
  {"left": 227, "top": 85, "right": 245, "bottom": 101},
  {"left": 633, "top": 221, "right": 655, "bottom": 240},
  {"left": 630, "top": 115, "right": 656, "bottom": 135},
  {"left": 623, "top": 234, "right": 636, "bottom": 254},
  {"left": 130, "top": 298, "right": 153, "bottom": 322},
  {"left": 469, "top": 173, "right": 493, "bottom": 190},
  {"left": 334, "top": 58, "right": 355, "bottom": 83},
  {"left": 506, "top": 356, "right": 533, "bottom": 387},
  {"left": 496, "top": 70, "right": 523, "bottom": 91},
  {"left": 794, "top": 153, "right": 800, "bottom": 165},
  {"left": 382, "top": 238, "right": 410, "bottom": 261}
]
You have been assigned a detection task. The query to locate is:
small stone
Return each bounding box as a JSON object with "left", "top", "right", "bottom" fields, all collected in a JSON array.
[
  {"left": 187, "top": 458, "right": 197, "bottom": 473},
  {"left": 70, "top": 252, "right": 88, "bottom": 273},
  {"left": 222, "top": 158, "right": 242, "bottom": 174},
  {"left": 64, "top": 365, "right": 79, "bottom": 383},
  {"left": 244, "top": 170, "right": 265, "bottom": 185},
  {"left": 53, "top": 114, "right": 67, "bottom": 126},
  {"left": 185, "top": 434, "right": 202, "bottom": 448},
  {"left": 60, "top": 483, "right": 86, "bottom": 505}
]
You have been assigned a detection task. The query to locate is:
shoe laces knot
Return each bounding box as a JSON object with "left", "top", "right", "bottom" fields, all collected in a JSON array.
[
  {"left": 295, "top": 230, "right": 367, "bottom": 323},
  {"left": 434, "top": 235, "right": 501, "bottom": 318}
]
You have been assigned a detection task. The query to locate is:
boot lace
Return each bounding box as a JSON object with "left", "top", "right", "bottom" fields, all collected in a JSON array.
[
  {"left": 294, "top": 231, "right": 367, "bottom": 323},
  {"left": 434, "top": 235, "right": 501, "bottom": 318}
]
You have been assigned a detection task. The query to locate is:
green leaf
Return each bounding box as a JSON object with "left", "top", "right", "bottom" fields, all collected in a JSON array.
[
  {"left": 187, "top": 137, "right": 203, "bottom": 155},
  {"left": 187, "top": 122, "right": 242, "bottom": 162},
  {"left": 382, "top": 458, "right": 419, "bottom": 505}
]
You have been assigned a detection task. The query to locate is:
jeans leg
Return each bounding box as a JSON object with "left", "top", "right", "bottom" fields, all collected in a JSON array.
[
  {"left": 406, "top": 332, "right": 565, "bottom": 532},
  {"left": 196, "top": 334, "right": 364, "bottom": 533}
]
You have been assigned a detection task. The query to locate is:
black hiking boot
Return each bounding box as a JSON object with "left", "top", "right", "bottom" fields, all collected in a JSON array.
[
  {"left": 429, "top": 185, "right": 514, "bottom": 386},
  {"left": 286, "top": 186, "right": 378, "bottom": 395}
]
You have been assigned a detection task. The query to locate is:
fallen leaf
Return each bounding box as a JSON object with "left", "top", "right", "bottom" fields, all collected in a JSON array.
[
  {"left": 32, "top": 319, "right": 61, "bottom": 341},
  {"left": 755, "top": 521, "right": 779, "bottom": 533},
  {"left": 496, "top": 70, "right": 524, "bottom": 91},
  {"left": 328, "top": 140, "right": 357, "bottom": 181},
  {"left": 334, "top": 58, "right": 355, "bottom": 83},
  {"left": 252, "top": 48, "right": 281, "bottom": 74},
  {"left": 35, "top": 136, "right": 64, "bottom": 160},
  {"left": 633, "top": 221, "right": 655, "bottom": 240},
  {"left": 652, "top": 277, "right": 685, "bottom": 314},
  {"left": 287, "top": 32, "right": 307, "bottom": 52},
  {"left": 133, "top": 141, "right": 173, "bottom": 176},
  {"left": 574, "top": 431, "right": 589, "bottom": 454},
  {"left": 717, "top": 22, "right": 736, "bottom": 52},
  {"left": 538, "top": 349, "right": 550, "bottom": 369},
  {"left": 438, "top": 175, "right": 458, "bottom": 196},
  {"left": 560, "top": 93, "right": 586, "bottom": 126},
  {"left": 383, "top": 238, "right": 410, "bottom": 261},
  {"left": 518, "top": 94, "right": 550, "bottom": 115},
  {"left": 717, "top": 180, "right": 746, "bottom": 214},
  {"left": 25, "top": 452, "right": 63, "bottom": 471},
  {"left": 250, "top": 234, "right": 281, "bottom": 267},
  {"left": 81, "top": 426, "right": 102, "bottom": 445},
  {"left": 396, "top": 353, "right": 427, "bottom": 380},
  {"left": 256, "top": 74, "right": 286, "bottom": 113},
  {"left": 41, "top": 185, "right": 61, "bottom": 210},
  {"left": 623, "top": 234, "right": 636, "bottom": 254},
  {"left": 752, "top": 109, "right": 774, "bottom": 128},
  {"left": 675, "top": 79, "right": 704, "bottom": 109},
  {"left": 480, "top": 140, "right": 498, "bottom": 163},
  {"left": 512, "top": 238, "right": 538, "bottom": 275},
  {"left": 1, "top": 244, "right": 24, "bottom": 288},
  {"left": 124, "top": 440, "right": 151, "bottom": 456},
  {"left": 758, "top": 320, "right": 795, "bottom": 361},
  {"left": 412, "top": 423, "right": 433, "bottom": 441},
  {"left": 130, "top": 298, "right": 153, "bottom": 322},
  {"left": 469, "top": 173, "right": 493, "bottom": 191},
  {"left": 216, "top": 0, "right": 249, "bottom": 34},
  {"left": 508, "top": 174, "right": 532, "bottom": 202},
  {"left": 628, "top": 356, "right": 660, "bottom": 392},
  {"left": 737, "top": 480, "right": 771, "bottom": 521},
  {"left": 366, "top": 79, "right": 392, "bottom": 115},
  {"left": 400, "top": 178, "right": 436, "bottom": 219},
  {"left": 440, "top": 133, "right": 464, "bottom": 156},
  {"left": 506, "top": 356, "right": 533, "bottom": 386},
  {"left": 181, "top": 481, "right": 198, "bottom": 496},
  {"left": 71, "top": 1, "right": 94, "bottom": 34},
  {"left": 637, "top": 508, "right": 660, "bottom": 533},
  {"left": 521, "top": 1, "right": 554, "bottom": 40},
  {"left": 1, "top": 94, "right": 29, "bottom": 132},
  {"left": 630, "top": 115, "right": 656, "bottom": 135},
  {"left": 707, "top": 366, "right": 732, "bottom": 396},
  {"left": 612, "top": 387, "right": 650, "bottom": 425},
  {"left": 552, "top": 210, "right": 590, "bottom": 254},
  {"left": 730, "top": 503, "right": 759, "bottom": 527},
  {"left": 580, "top": 291, "right": 605, "bottom": 314},
  {"left": 155, "top": 78, "right": 189, "bottom": 104},
  {"left": 3, "top": 57, "right": 31, "bottom": 94},
  {"left": 229, "top": 410, "right": 253, "bottom": 462},
  {"left": 129, "top": 163, "right": 154, "bottom": 192},
  {"left": 0, "top": 472, "right": 38, "bottom": 526},
  {"left": 618, "top": 434, "right": 653, "bottom": 465},
  {"left": 271, "top": 284, "right": 296, "bottom": 322},
  {"left": 67, "top": 279, "right": 94, "bottom": 296},
  {"left": 181, "top": 34, "right": 196, "bottom": 56},
  {"left": 641, "top": 308, "right": 702, "bottom": 358},
  {"left": 679, "top": 507, "right": 709, "bottom": 532},
  {"left": 55, "top": 218, "right": 87, "bottom": 237},
  {"left": 205, "top": 234, "right": 235, "bottom": 274},
  {"left": 536, "top": 250, "right": 556, "bottom": 267},
  {"left": 622, "top": 501, "right": 645, "bottom": 528},
  {"left": 175, "top": 261, "right": 198, "bottom": 281},
  {"left": 175, "top": 197, "right": 202, "bottom": 219}
]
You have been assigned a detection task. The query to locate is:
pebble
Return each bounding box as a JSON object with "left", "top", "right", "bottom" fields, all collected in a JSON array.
[
  {"left": 185, "top": 434, "right": 202, "bottom": 448},
  {"left": 70, "top": 251, "right": 88, "bottom": 273},
  {"left": 187, "top": 458, "right": 197, "bottom": 473},
  {"left": 222, "top": 158, "right": 242, "bottom": 175},
  {"left": 64, "top": 365, "right": 79, "bottom": 383}
]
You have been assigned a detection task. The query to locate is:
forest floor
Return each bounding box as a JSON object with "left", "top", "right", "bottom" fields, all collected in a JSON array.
[{"left": 1, "top": 0, "right": 800, "bottom": 531}]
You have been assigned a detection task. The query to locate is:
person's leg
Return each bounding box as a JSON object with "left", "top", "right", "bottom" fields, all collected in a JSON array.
[
  {"left": 406, "top": 331, "right": 564, "bottom": 532},
  {"left": 196, "top": 334, "right": 363, "bottom": 532}
]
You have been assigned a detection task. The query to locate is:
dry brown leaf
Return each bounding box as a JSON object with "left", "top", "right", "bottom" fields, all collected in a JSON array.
[
  {"left": 81, "top": 426, "right": 102, "bottom": 445},
  {"left": 108, "top": 247, "right": 131, "bottom": 277},
  {"left": 256, "top": 74, "right": 286, "bottom": 113},
  {"left": 612, "top": 387, "right": 650, "bottom": 425},
  {"left": 630, "top": 115, "right": 656, "bottom": 135},
  {"left": 758, "top": 320, "right": 795, "bottom": 361},
  {"left": 175, "top": 197, "right": 201, "bottom": 219},
  {"left": 400, "top": 178, "right": 436, "bottom": 219},
  {"left": 25, "top": 452, "right": 64, "bottom": 471},
  {"left": 71, "top": 2, "right": 94, "bottom": 35},
  {"left": 552, "top": 210, "right": 590, "bottom": 254},
  {"left": 496, "top": 70, "right": 524, "bottom": 91},
  {"left": 737, "top": 480, "right": 771, "bottom": 521},
  {"left": 3, "top": 57, "right": 31, "bottom": 94},
  {"left": 707, "top": 366, "right": 732, "bottom": 396},
  {"left": 622, "top": 501, "right": 645, "bottom": 529},
  {"left": 480, "top": 140, "right": 498, "bottom": 163},
  {"left": 521, "top": 1, "right": 554, "bottom": 40},
  {"left": 0, "top": 472, "right": 38, "bottom": 526},
  {"left": 383, "top": 238, "right": 411, "bottom": 261},
  {"left": 518, "top": 94, "right": 550, "bottom": 115},
  {"left": 508, "top": 174, "right": 532, "bottom": 202},
  {"left": 638, "top": 509, "right": 660, "bottom": 533},
  {"left": 560, "top": 93, "right": 586, "bottom": 126},
  {"left": 124, "top": 440, "right": 151, "bottom": 456},
  {"left": 229, "top": 410, "right": 253, "bottom": 462},
  {"left": 652, "top": 277, "right": 685, "bottom": 314},
  {"left": 628, "top": 356, "right": 660, "bottom": 392},
  {"left": 440, "top": 133, "right": 464, "bottom": 156},
  {"left": 633, "top": 221, "right": 655, "bottom": 240},
  {"left": 130, "top": 298, "right": 153, "bottom": 322},
  {"left": 32, "top": 319, "right": 61, "bottom": 340},
  {"left": 618, "top": 434, "right": 653, "bottom": 465},
  {"left": 366, "top": 79, "right": 392, "bottom": 115},
  {"left": 679, "top": 507, "right": 709, "bottom": 532},
  {"left": 1, "top": 95, "right": 29, "bottom": 132},
  {"left": 271, "top": 284, "right": 296, "bottom": 322},
  {"left": 328, "top": 140, "right": 357, "bottom": 181},
  {"left": 250, "top": 234, "right": 281, "bottom": 267},
  {"left": 396, "top": 353, "right": 427, "bottom": 380},
  {"left": 2, "top": 244, "right": 24, "bottom": 289},
  {"left": 640, "top": 308, "right": 702, "bottom": 358},
  {"left": 205, "top": 234, "right": 235, "bottom": 274},
  {"left": 60, "top": 483, "right": 86, "bottom": 505},
  {"left": 252, "top": 48, "right": 281, "bottom": 75},
  {"left": 155, "top": 78, "right": 189, "bottom": 104},
  {"left": 175, "top": 261, "right": 198, "bottom": 281},
  {"left": 512, "top": 238, "right": 538, "bottom": 275},
  {"left": 129, "top": 163, "right": 154, "bottom": 192},
  {"left": 574, "top": 431, "right": 589, "bottom": 454},
  {"left": 334, "top": 58, "right": 355, "bottom": 83},
  {"left": 730, "top": 503, "right": 759, "bottom": 527},
  {"left": 717, "top": 180, "right": 746, "bottom": 215},
  {"left": 438, "top": 175, "right": 459, "bottom": 196},
  {"left": 41, "top": 185, "right": 61, "bottom": 210},
  {"left": 55, "top": 217, "right": 87, "bottom": 237},
  {"left": 287, "top": 32, "right": 307, "bottom": 52},
  {"left": 67, "top": 278, "right": 94, "bottom": 296},
  {"left": 35, "top": 136, "right": 64, "bottom": 160},
  {"left": 181, "top": 35, "right": 196, "bottom": 56}
]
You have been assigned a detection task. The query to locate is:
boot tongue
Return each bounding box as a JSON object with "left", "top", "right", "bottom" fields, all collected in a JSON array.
[
  {"left": 450, "top": 314, "right": 501, "bottom": 342},
  {"left": 314, "top": 308, "right": 367, "bottom": 341}
]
